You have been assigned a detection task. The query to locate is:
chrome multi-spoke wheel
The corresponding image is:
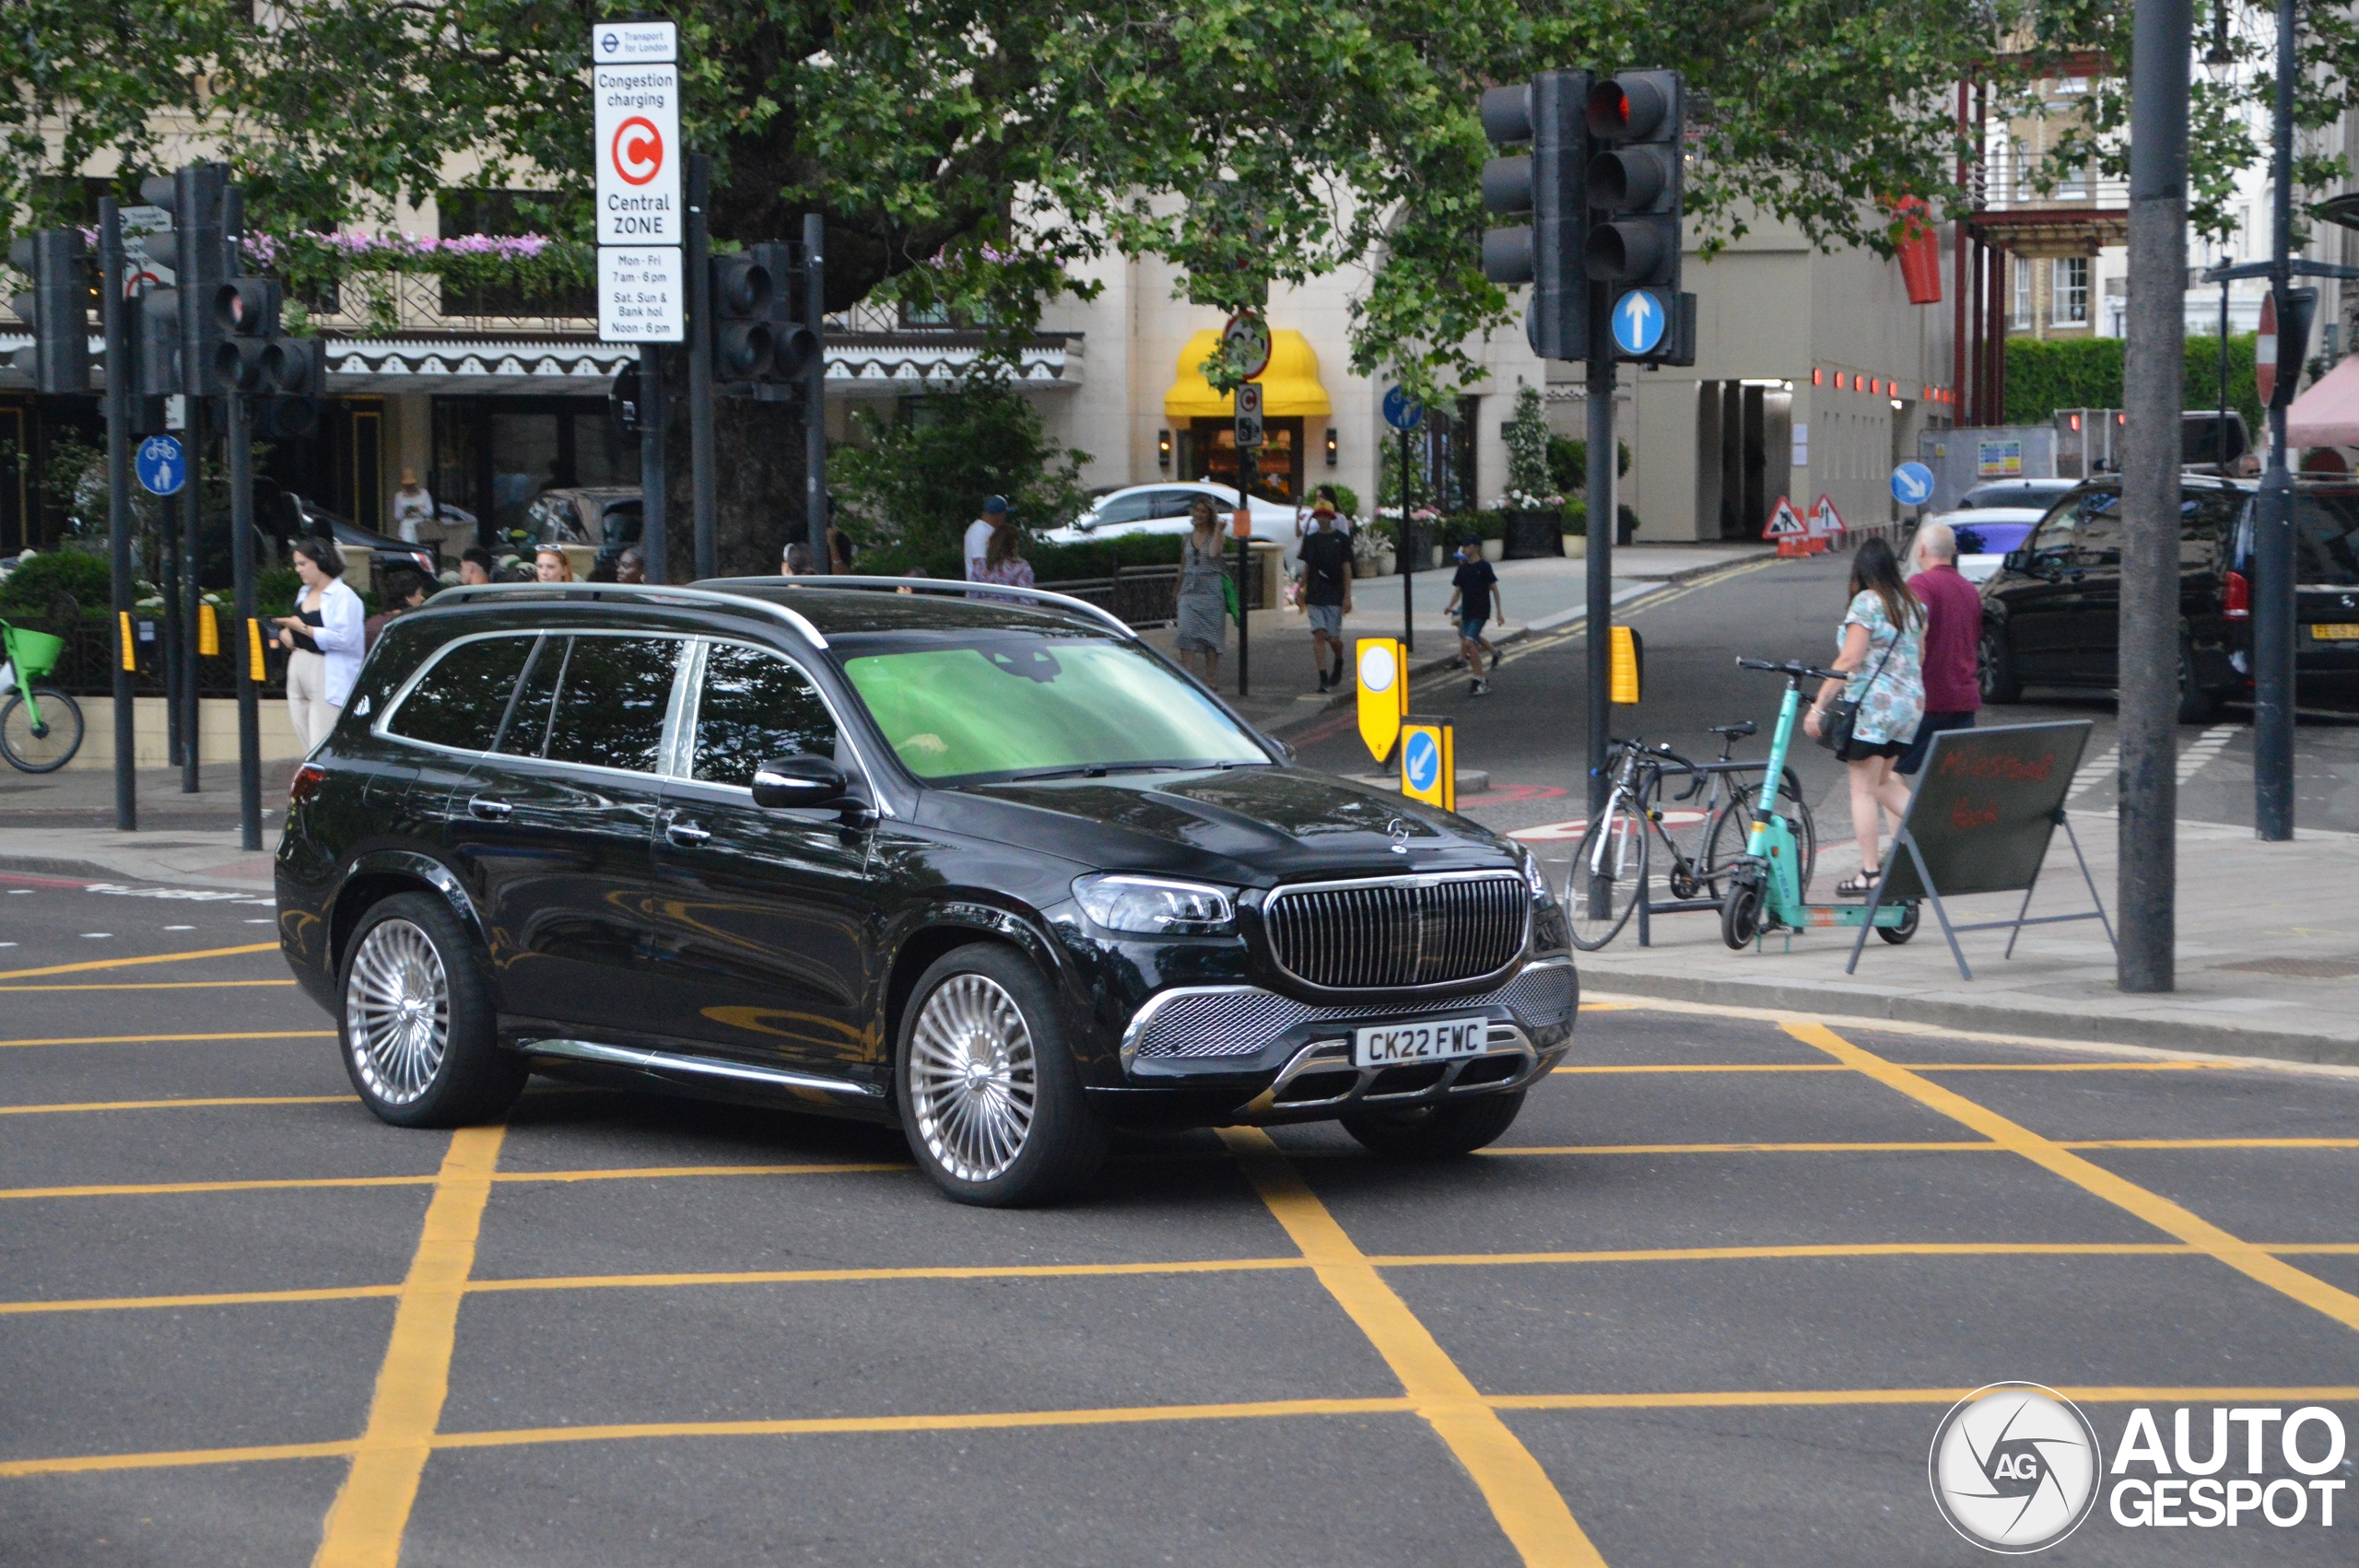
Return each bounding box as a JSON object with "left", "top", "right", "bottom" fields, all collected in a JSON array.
[
  {"left": 907, "top": 972, "right": 1038, "bottom": 1182},
  {"left": 344, "top": 918, "right": 450, "bottom": 1106}
]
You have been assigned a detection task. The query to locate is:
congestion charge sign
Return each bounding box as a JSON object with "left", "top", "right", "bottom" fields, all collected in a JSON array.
[{"left": 593, "top": 54, "right": 680, "bottom": 244}]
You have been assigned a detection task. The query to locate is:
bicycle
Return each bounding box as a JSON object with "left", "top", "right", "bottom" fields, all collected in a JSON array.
[
  {"left": 0, "top": 616, "right": 84, "bottom": 773},
  {"left": 1565, "top": 729, "right": 1818, "bottom": 951}
]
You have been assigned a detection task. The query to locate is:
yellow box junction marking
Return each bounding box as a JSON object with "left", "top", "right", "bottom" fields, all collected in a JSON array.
[
  {"left": 1786, "top": 1022, "right": 2359, "bottom": 1337},
  {"left": 0, "top": 942, "right": 278, "bottom": 981},
  {"left": 1221, "top": 1127, "right": 1606, "bottom": 1568},
  {"left": 311, "top": 1125, "right": 504, "bottom": 1568}
]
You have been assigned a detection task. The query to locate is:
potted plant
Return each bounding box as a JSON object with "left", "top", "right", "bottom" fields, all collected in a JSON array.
[{"left": 1497, "top": 385, "right": 1565, "bottom": 558}]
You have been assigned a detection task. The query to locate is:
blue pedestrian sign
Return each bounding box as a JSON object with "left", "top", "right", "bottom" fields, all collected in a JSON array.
[
  {"left": 135, "top": 435, "right": 186, "bottom": 497},
  {"left": 1610, "top": 290, "right": 1668, "bottom": 357},
  {"left": 1890, "top": 461, "right": 1935, "bottom": 507},
  {"left": 1381, "top": 386, "right": 1425, "bottom": 433},
  {"left": 1403, "top": 728, "right": 1439, "bottom": 792}
]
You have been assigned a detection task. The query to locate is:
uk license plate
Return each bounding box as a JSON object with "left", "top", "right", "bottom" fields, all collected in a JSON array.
[
  {"left": 2311, "top": 623, "right": 2359, "bottom": 641},
  {"left": 1354, "top": 1015, "right": 1491, "bottom": 1069}
]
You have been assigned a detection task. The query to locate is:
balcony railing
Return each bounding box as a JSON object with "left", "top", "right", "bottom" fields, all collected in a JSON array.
[
  {"left": 1970, "top": 166, "right": 2130, "bottom": 213},
  {"left": 298, "top": 272, "right": 596, "bottom": 337}
]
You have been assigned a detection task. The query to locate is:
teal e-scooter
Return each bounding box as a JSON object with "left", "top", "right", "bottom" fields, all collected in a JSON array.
[{"left": 1718, "top": 657, "right": 1919, "bottom": 950}]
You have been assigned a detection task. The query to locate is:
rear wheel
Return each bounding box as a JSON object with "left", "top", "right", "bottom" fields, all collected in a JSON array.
[
  {"left": 339, "top": 892, "right": 523, "bottom": 1127},
  {"left": 2176, "top": 644, "right": 2219, "bottom": 724},
  {"left": 1978, "top": 624, "right": 2023, "bottom": 704},
  {"left": 0, "top": 687, "right": 82, "bottom": 772},
  {"left": 1343, "top": 1090, "right": 1527, "bottom": 1158},
  {"left": 898, "top": 944, "right": 1108, "bottom": 1207},
  {"left": 1565, "top": 801, "right": 1646, "bottom": 951},
  {"left": 1875, "top": 903, "right": 1921, "bottom": 944}
]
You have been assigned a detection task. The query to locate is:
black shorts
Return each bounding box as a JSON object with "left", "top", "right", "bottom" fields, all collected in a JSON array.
[
  {"left": 1837, "top": 736, "right": 1910, "bottom": 764},
  {"left": 1896, "top": 709, "right": 1978, "bottom": 775}
]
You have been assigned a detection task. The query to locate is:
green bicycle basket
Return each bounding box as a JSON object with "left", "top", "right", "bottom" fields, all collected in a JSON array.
[{"left": 1, "top": 622, "right": 65, "bottom": 681}]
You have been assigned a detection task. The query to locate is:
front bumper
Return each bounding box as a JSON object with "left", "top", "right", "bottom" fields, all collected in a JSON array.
[{"left": 1093, "top": 956, "right": 1577, "bottom": 1123}]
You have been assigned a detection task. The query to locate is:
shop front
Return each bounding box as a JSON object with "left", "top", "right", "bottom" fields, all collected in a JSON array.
[{"left": 1164, "top": 329, "right": 1332, "bottom": 506}]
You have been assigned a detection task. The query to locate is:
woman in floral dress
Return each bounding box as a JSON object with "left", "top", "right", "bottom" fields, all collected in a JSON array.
[{"left": 1802, "top": 536, "right": 1926, "bottom": 896}]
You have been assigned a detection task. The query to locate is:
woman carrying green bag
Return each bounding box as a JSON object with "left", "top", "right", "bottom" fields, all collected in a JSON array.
[{"left": 1176, "top": 497, "right": 1230, "bottom": 685}]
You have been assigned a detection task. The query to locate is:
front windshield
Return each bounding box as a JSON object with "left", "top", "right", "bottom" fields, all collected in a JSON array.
[{"left": 839, "top": 634, "right": 1270, "bottom": 783}]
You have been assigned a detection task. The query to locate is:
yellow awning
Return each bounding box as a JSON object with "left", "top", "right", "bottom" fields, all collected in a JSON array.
[{"left": 1163, "top": 328, "right": 1333, "bottom": 420}]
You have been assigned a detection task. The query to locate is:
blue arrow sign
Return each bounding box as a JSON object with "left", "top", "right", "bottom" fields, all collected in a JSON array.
[
  {"left": 1611, "top": 290, "right": 1668, "bottom": 357},
  {"left": 1890, "top": 461, "right": 1935, "bottom": 507},
  {"left": 1404, "top": 729, "right": 1440, "bottom": 791},
  {"left": 1381, "top": 386, "right": 1425, "bottom": 433},
  {"left": 135, "top": 435, "right": 186, "bottom": 497}
]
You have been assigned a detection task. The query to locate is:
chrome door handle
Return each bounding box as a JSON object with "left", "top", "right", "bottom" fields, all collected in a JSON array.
[
  {"left": 467, "top": 795, "right": 512, "bottom": 820},
  {"left": 664, "top": 818, "right": 711, "bottom": 844}
]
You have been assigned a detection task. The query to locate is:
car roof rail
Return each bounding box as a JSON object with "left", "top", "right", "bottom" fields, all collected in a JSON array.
[
  {"left": 424, "top": 581, "right": 832, "bottom": 649},
  {"left": 745, "top": 574, "right": 1138, "bottom": 640}
]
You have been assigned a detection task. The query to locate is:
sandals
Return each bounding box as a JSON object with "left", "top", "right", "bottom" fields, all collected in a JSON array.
[{"left": 1836, "top": 869, "right": 1882, "bottom": 898}]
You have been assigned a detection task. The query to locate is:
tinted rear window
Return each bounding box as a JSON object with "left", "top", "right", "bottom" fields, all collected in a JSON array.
[
  {"left": 386, "top": 635, "right": 534, "bottom": 752},
  {"left": 543, "top": 636, "right": 681, "bottom": 774},
  {"left": 2295, "top": 493, "right": 2359, "bottom": 586}
]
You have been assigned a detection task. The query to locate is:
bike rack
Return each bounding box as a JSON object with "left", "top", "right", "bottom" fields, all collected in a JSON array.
[{"left": 1632, "top": 757, "right": 1789, "bottom": 949}]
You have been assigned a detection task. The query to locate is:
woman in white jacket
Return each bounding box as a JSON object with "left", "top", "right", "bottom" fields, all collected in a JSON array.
[{"left": 275, "top": 538, "right": 367, "bottom": 751}]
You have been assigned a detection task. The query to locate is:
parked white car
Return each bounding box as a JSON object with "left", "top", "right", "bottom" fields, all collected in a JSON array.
[
  {"left": 1042, "top": 483, "right": 1308, "bottom": 562},
  {"left": 1931, "top": 507, "right": 2048, "bottom": 584}
]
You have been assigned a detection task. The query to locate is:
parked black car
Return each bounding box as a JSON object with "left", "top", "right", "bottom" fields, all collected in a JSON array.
[
  {"left": 276, "top": 579, "right": 1576, "bottom": 1205},
  {"left": 1977, "top": 475, "right": 2359, "bottom": 720}
]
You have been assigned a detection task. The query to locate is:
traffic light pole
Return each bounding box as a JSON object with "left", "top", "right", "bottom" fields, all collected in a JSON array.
[
  {"left": 99, "top": 199, "right": 136, "bottom": 833},
  {"left": 2253, "top": 0, "right": 2299, "bottom": 841},
  {"left": 1585, "top": 287, "right": 1615, "bottom": 825},
  {"left": 804, "top": 213, "right": 829, "bottom": 575},
  {"left": 2118, "top": 0, "right": 2191, "bottom": 991},
  {"left": 639, "top": 345, "right": 667, "bottom": 584},
  {"left": 179, "top": 400, "right": 204, "bottom": 794},
  {"left": 226, "top": 392, "right": 262, "bottom": 851},
  {"left": 687, "top": 156, "right": 716, "bottom": 581},
  {"left": 1236, "top": 448, "right": 1255, "bottom": 696}
]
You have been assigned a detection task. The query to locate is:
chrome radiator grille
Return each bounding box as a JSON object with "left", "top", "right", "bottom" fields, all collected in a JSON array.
[{"left": 1262, "top": 873, "right": 1529, "bottom": 989}]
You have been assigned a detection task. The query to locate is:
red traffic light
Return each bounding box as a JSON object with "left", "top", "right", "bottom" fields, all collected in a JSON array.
[{"left": 1587, "top": 76, "right": 1672, "bottom": 142}]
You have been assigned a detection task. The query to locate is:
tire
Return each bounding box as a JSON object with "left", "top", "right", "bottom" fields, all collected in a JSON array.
[
  {"left": 1566, "top": 801, "right": 1646, "bottom": 951},
  {"left": 1343, "top": 1090, "right": 1527, "bottom": 1159},
  {"left": 1978, "top": 624, "right": 2023, "bottom": 705},
  {"left": 897, "top": 943, "right": 1108, "bottom": 1207},
  {"left": 337, "top": 892, "right": 524, "bottom": 1128},
  {"left": 2176, "top": 645, "right": 2219, "bottom": 724},
  {"left": 1704, "top": 774, "right": 1818, "bottom": 903},
  {"left": 0, "top": 687, "right": 83, "bottom": 772},
  {"left": 1720, "top": 872, "right": 1765, "bottom": 950},
  {"left": 1875, "top": 902, "right": 1920, "bottom": 945}
]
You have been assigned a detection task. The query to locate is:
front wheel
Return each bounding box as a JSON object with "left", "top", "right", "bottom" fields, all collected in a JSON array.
[
  {"left": 1720, "top": 872, "right": 1766, "bottom": 950},
  {"left": 898, "top": 944, "right": 1108, "bottom": 1207},
  {"left": 0, "top": 687, "right": 83, "bottom": 773},
  {"left": 1565, "top": 801, "right": 1646, "bottom": 951},
  {"left": 1343, "top": 1091, "right": 1527, "bottom": 1158}
]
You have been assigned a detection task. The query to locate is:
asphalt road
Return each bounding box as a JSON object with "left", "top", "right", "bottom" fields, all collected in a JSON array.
[
  {"left": 1290, "top": 548, "right": 2359, "bottom": 860},
  {"left": 4, "top": 870, "right": 2356, "bottom": 1564}
]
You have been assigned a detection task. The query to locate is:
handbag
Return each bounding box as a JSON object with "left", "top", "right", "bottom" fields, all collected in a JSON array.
[
  {"left": 1220, "top": 570, "right": 1242, "bottom": 626},
  {"left": 1816, "top": 631, "right": 1899, "bottom": 754}
]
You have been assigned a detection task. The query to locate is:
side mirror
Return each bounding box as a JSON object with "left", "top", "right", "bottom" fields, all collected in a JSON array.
[
  {"left": 751, "top": 755, "right": 851, "bottom": 810},
  {"left": 2002, "top": 549, "right": 2029, "bottom": 573}
]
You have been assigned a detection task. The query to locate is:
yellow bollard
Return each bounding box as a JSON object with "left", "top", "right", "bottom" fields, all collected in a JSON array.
[
  {"left": 1609, "top": 626, "right": 1642, "bottom": 705},
  {"left": 1356, "top": 638, "right": 1406, "bottom": 764}
]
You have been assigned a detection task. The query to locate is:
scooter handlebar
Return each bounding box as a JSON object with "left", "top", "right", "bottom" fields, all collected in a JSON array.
[{"left": 1734, "top": 656, "right": 1845, "bottom": 682}]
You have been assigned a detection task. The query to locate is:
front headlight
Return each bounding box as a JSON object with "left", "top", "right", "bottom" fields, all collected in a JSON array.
[
  {"left": 1072, "top": 874, "right": 1238, "bottom": 936},
  {"left": 1517, "top": 846, "right": 1555, "bottom": 906}
]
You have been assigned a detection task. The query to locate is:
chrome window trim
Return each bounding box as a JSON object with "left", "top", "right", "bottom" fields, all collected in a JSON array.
[
  {"left": 375, "top": 628, "right": 694, "bottom": 781},
  {"left": 1259, "top": 869, "right": 1533, "bottom": 996},
  {"left": 426, "top": 581, "right": 831, "bottom": 649},
  {"left": 670, "top": 636, "right": 895, "bottom": 818}
]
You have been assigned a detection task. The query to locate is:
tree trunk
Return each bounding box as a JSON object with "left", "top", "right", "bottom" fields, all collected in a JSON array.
[{"left": 654, "top": 351, "right": 808, "bottom": 580}]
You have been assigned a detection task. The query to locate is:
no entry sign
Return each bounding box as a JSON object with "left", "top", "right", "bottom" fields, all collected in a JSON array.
[{"left": 593, "top": 64, "right": 681, "bottom": 245}]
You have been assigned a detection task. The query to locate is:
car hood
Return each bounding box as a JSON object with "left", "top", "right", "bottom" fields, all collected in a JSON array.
[{"left": 921, "top": 766, "right": 1516, "bottom": 883}]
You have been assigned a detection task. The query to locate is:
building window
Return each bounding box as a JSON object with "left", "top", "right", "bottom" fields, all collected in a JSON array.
[
  {"left": 2012, "top": 257, "right": 2032, "bottom": 329},
  {"left": 2052, "top": 257, "right": 2090, "bottom": 325}
]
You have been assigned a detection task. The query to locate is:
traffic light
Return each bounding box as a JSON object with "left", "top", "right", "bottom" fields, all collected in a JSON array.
[
  {"left": 141, "top": 165, "right": 227, "bottom": 399},
  {"left": 253, "top": 336, "right": 323, "bottom": 438},
  {"left": 1586, "top": 69, "right": 1695, "bottom": 365},
  {"left": 210, "top": 276, "right": 281, "bottom": 392},
  {"left": 708, "top": 249, "right": 775, "bottom": 382},
  {"left": 1479, "top": 71, "right": 1589, "bottom": 362},
  {"left": 8, "top": 228, "right": 91, "bottom": 394},
  {"left": 751, "top": 240, "right": 819, "bottom": 392},
  {"left": 128, "top": 285, "right": 181, "bottom": 435}
]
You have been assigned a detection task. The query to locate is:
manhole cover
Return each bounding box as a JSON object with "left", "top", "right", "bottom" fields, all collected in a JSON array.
[{"left": 2214, "top": 956, "right": 2359, "bottom": 979}]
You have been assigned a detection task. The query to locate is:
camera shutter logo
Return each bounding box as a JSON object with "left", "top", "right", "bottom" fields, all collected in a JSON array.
[{"left": 1928, "top": 1383, "right": 2101, "bottom": 1552}]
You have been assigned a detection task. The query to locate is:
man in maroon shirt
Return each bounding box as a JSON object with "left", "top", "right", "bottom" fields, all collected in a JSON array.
[{"left": 1899, "top": 521, "right": 1982, "bottom": 775}]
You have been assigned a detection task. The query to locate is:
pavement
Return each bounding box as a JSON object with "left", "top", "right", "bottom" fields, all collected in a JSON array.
[{"left": 4, "top": 881, "right": 2356, "bottom": 1565}]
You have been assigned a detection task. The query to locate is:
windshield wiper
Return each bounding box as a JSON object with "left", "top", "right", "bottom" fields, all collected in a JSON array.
[{"left": 992, "top": 760, "right": 1242, "bottom": 784}]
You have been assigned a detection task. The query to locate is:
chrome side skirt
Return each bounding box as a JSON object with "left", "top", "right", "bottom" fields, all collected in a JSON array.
[{"left": 517, "top": 1037, "right": 886, "bottom": 1100}]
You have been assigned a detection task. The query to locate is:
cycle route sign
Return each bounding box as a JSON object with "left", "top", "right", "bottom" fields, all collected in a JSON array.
[{"left": 135, "top": 435, "right": 185, "bottom": 497}]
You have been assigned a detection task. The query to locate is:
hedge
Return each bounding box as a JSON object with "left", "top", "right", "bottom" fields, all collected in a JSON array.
[{"left": 2002, "top": 333, "right": 2261, "bottom": 433}]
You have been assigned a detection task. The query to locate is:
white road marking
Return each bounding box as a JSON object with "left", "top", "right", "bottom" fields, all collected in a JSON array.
[
  {"left": 79, "top": 933, "right": 111, "bottom": 940},
  {"left": 2177, "top": 724, "right": 2236, "bottom": 784},
  {"left": 2067, "top": 743, "right": 2119, "bottom": 801},
  {"left": 80, "top": 883, "right": 275, "bottom": 907}
]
